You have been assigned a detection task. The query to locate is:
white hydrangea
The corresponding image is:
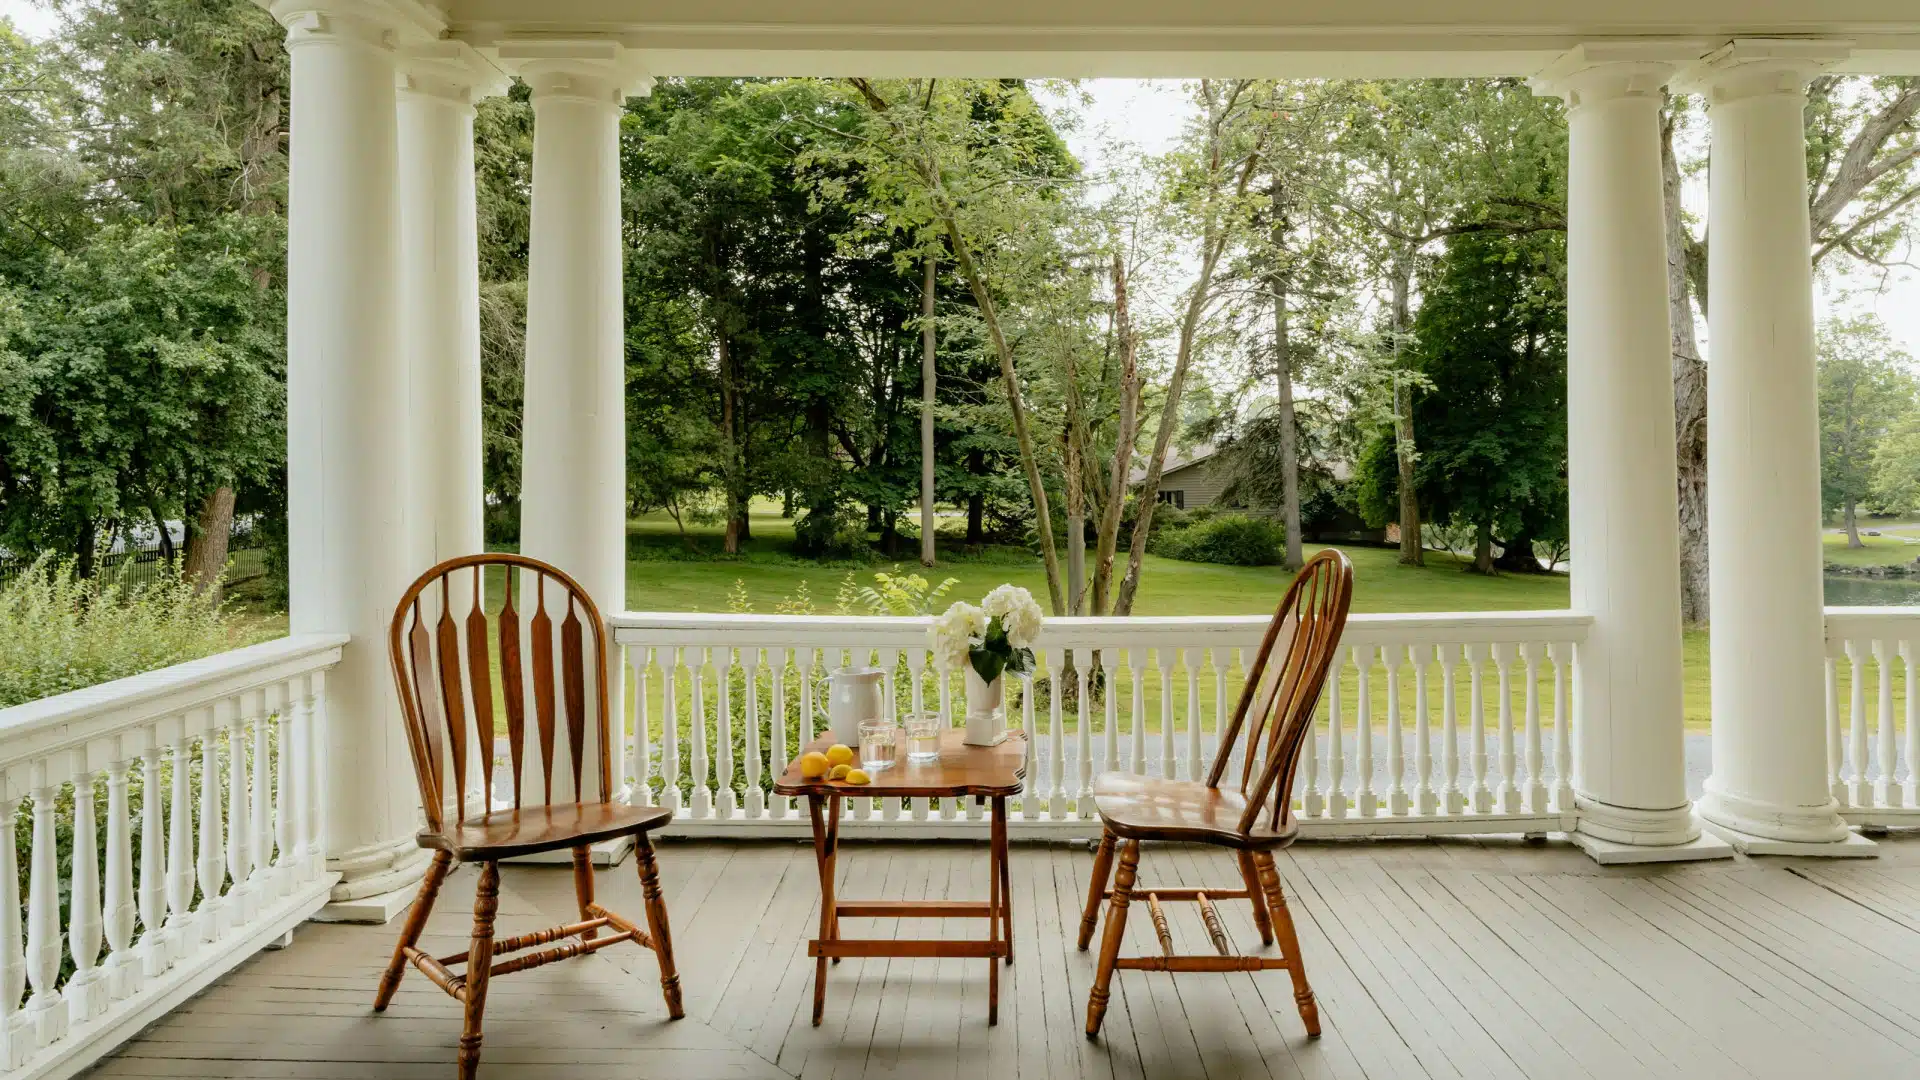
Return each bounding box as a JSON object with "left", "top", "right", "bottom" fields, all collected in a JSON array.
[
  {"left": 928, "top": 601, "right": 986, "bottom": 670},
  {"left": 1000, "top": 594, "right": 1044, "bottom": 649}
]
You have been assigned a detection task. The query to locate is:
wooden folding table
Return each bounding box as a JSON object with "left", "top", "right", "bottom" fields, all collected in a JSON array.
[{"left": 774, "top": 729, "right": 1027, "bottom": 1026}]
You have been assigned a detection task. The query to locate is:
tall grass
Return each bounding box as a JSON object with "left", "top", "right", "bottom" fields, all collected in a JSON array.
[{"left": 0, "top": 555, "right": 245, "bottom": 708}]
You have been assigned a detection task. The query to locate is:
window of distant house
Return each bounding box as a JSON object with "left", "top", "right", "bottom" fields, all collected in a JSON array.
[{"left": 1157, "top": 490, "right": 1185, "bottom": 509}]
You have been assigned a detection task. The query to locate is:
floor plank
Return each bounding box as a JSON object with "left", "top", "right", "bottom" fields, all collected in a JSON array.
[{"left": 88, "top": 834, "right": 1920, "bottom": 1080}]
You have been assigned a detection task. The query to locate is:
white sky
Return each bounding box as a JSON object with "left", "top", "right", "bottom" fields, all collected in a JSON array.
[{"left": 0, "top": 0, "right": 52, "bottom": 38}]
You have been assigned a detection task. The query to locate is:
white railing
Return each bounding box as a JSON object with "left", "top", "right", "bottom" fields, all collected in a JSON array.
[
  {"left": 0, "top": 634, "right": 344, "bottom": 1080},
  {"left": 1824, "top": 607, "right": 1920, "bottom": 825},
  {"left": 611, "top": 611, "right": 1590, "bottom": 838}
]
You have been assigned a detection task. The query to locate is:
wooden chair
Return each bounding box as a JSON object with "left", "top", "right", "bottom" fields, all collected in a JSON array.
[
  {"left": 377, "top": 553, "right": 683, "bottom": 1079},
  {"left": 1079, "top": 548, "right": 1352, "bottom": 1040}
]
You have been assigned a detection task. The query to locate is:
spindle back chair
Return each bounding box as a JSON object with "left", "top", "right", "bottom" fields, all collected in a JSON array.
[
  {"left": 1079, "top": 548, "right": 1353, "bottom": 1040},
  {"left": 378, "top": 553, "right": 684, "bottom": 1080}
]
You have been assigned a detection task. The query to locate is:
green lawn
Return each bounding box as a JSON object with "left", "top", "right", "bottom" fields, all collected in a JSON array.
[{"left": 1823, "top": 529, "right": 1920, "bottom": 568}]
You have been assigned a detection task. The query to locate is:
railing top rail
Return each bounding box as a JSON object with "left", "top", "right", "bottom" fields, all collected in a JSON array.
[
  {"left": 1823, "top": 605, "right": 1920, "bottom": 653},
  {"left": 610, "top": 609, "right": 1594, "bottom": 650},
  {"left": 0, "top": 632, "right": 348, "bottom": 774}
]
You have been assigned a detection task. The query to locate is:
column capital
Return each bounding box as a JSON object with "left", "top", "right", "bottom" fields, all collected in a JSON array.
[
  {"left": 1675, "top": 38, "right": 1854, "bottom": 104},
  {"left": 1529, "top": 42, "right": 1703, "bottom": 107},
  {"left": 398, "top": 41, "right": 511, "bottom": 105},
  {"left": 491, "top": 40, "right": 653, "bottom": 106},
  {"left": 270, "top": 0, "right": 442, "bottom": 53}
]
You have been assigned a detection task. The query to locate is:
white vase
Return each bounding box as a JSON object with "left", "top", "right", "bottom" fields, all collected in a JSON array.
[{"left": 963, "top": 666, "right": 1007, "bottom": 746}]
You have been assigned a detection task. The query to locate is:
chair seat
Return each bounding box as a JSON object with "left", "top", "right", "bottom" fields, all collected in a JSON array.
[
  {"left": 421, "top": 802, "right": 674, "bottom": 860},
  {"left": 1092, "top": 772, "right": 1298, "bottom": 850}
]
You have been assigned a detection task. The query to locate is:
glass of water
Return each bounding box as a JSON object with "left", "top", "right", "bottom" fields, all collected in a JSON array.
[
  {"left": 858, "top": 719, "right": 898, "bottom": 772},
  {"left": 904, "top": 714, "right": 941, "bottom": 765}
]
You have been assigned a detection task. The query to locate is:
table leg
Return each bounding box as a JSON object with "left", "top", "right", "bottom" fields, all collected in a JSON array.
[
  {"left": 807, "top": 793, "right": 839, "bottom": 1026},
  {"left": 988, "top": 796, "right": 1003, "bottom": 1025},
  {"left": 995, "top": 796, "right": 1013, "bottom": 965},
  {"left": 827, "top": 796, "right": 842, "bottom": 963}
]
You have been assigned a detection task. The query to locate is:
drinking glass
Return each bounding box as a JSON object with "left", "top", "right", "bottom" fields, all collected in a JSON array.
[
  {"left": 858, "top": 719, "right": 898, "bottom": 772},
  {"left": 904, "top": 714, "right": 942, "bottom": 765}
]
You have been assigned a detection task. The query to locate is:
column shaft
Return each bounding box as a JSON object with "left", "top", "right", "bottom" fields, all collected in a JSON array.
[
  {"left": 1697, "top": 54, "right": 1851, "bottom": 845},
  {"left": 1561, "top": 76, "right": 1695, "bottom": 844},
  {"left": 398, "top": 78, "right": 485, "bottom": 565},
  {"left": 278, "top": 4, "right": 434, "bottom": 909}
]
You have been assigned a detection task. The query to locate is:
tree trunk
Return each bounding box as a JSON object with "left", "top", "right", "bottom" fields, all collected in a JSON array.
[
  {"left": 718, "top": 330, "right": 742, "bottom": 555},
  {"left": 1471, "top": 521, "right": 1495, "bottom": 574},
  {"left": 1091, "top": 250, "right": 1140, "bottom": 616},
  {"left": 76, "top": 518, "right": 97, "bottom": 580},
  {"left": 1269, "top": 186, "right": 1304, "bottom": 571},
  {"left": 1063, "top": 329, "right": 1087, "bottom": 615},
  {"left": 1845, "top": 500, "right": 1863, "bottom": 548},
  {"left": 182, "top": 485, "right": 236, "bottom": 596},
  {"left": 151, "top": 507, "right": 176, "bottom": 564},
  {"left": 966, "top": 449, "right": 986, "bottom": 545},
  {"left": 941, "top": 215, "right": 1067, "bottom": 615},
  {"left": 1664, "top": 104, "right": 1711, "bottom": 624},
  {"left": 1493, "top": 527, "right": 1541, "bottom": 573},
  {"left": 1389, "top": 262, "right": 1423, "bottom": 566},
  {"left": 921, "top": 255, "right": 938, "bottom": 568}
]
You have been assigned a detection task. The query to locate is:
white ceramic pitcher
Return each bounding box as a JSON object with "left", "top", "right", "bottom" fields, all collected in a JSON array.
[{"left": 815, "top": 666, "right": 887, "bottom": 745}]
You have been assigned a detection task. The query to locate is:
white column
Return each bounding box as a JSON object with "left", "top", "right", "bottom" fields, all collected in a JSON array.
[
  {"left": 1533, "top": 47, "right": 1714, "bottom": 860},
  {"left": 508, "top": 44, "right": 647, "bottom": 802},
  {"left": 276, "top": 1, "right": 435, "bottom": 918},
  {"left": 398, "top": 53, "right": 498, "bottom": 566},
  {"left": 1687, "top": 41, "right": 1865, "bottom": 854}
]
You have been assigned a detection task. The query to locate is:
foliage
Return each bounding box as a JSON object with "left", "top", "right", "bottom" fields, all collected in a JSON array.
[
  {"left": 0, "top": 555, "right": 256, "bottom": 707},
  {"left": 854, "top": 569, "right": 961, "bottom": 616},
  {"left": 1818, "top": 314, "right": 1918, "bottom": 537},
  {"left": 1149, "top": 513, "right": 1286, "bottom": 566}
]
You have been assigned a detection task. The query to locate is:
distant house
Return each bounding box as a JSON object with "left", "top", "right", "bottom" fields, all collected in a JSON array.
[{"left": 1129, "top": 444, "right": 1221, "bottom": 510}]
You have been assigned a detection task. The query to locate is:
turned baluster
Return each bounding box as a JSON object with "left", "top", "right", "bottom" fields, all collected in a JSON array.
[
  {"left": 1467, "top": 643, "right": 1492, "bottom": 813},
  {"left": 23, "top": 766, "right": 68, "bottom": 1046},
  {"left": 630, "top": 647, "right": 654, "bottom": 808},
  {"left": 1413, "top": 644, "right": 1436, "bottom": 815},
  {"left": 661, "top": 646, "right": 683, "bottom": 814},
  {"left": 253, "top": 684, "right": 278, "bottom": 900},
  {"left": 135, "top": 739, "right": 171, "bottom": 978},
  {"left": 226, "top": 692, "right": 255, "bottom": 925},
  {"left": 1075, "top": 648, "right": 1094, "bottom": 817},
  {"left": 1552, "top": 642, "right": 1576, "bottom": 813},
  {"left": 1384, "top": 644, "right": 1407, "bottom": 815},
  {"left": 1440, "top": 643, "right": 1463, "bottom": 814},
  {"left": 1353, "top": 644, "right": 1376, "bottom": 817},
  {"left": 67, "top": 761, "right": 106, "bottom": 1023},
  {"left": 163, "top": 725, "right": 197, "bottom": 947},
  {"left": 102, "top": 752, "right": 138, "bottom": 1000},
  {"left": 198, "top": 704, "right": 230, "bottom": 942},
  {"left": 1493, "top": 643, "right": 1519, "bottom": 814},
  {"left": 1825, "top": 652, "right": 1847, "bottom": 807},
  {"left": 1, "top": 795, "right": 27, "bottom": 1067},
  {"left": 1182, "top": 647, "right": 1202, "bottom": 782},
  {"left": 1874, "top": 639, "right": 1896, "bottom": 808},
  {"left": 1522, "top": 643, "right": 1547, "bottom": 813},
  {"left": 744, "top": 648, "right": 765, "bottom": 819},
  {"left": 1048, "top": 646, "right": 1067, "bottom": 820},
  {"left": 1156, "top": 650, "right": 1175, "bottom": 780},
  {"left": 1326, "top": 658, "right": 1346, "bottom": 820},
  {"left": 1128, "top": 650, "right": 1147, "bottom": 776},
  {"left": 689, "top": 646, "right": 713, "bottom": 819}
]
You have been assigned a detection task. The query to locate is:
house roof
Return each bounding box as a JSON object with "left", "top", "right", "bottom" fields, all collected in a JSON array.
[{"left": 1130, "top": 444, "right": 1217, "bottom": 485}]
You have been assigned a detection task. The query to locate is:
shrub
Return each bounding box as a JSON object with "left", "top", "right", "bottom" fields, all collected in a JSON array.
[
  {"left": 0, "top": 556, "right": 250, "bottom": 708},
  {"left": 1150, "top": 513, "right": 1285, "bottom": 566}
]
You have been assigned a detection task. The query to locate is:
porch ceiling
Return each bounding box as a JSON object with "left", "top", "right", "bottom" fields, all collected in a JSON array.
[{"left": 433, "top": 0, "right": 1920, "bottom": 76}]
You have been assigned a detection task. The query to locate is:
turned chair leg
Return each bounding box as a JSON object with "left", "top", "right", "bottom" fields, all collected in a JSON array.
[
  {"left": 635, "top": 835, "right": 685, "bottom": 1019},
  {"left": 1237, "top": 850, "right": 1275, "bottom": 946},
  {"left": 1078, "top": 830, "right": 1117, "bottom": 951},
  {"left": 459, "top": 861, "right": 501, "bottom": 1080},
  {"left": 572, "top": 845, "right": 598, "bottom": 942},
  {"left": 374, "top": 849, "right": 452, "bottom": 1011},
  {"left": 1254, "top": 852, "right": 1320, "bottom": 1038},
  {"left": 1086, "top": 838, "right": 1140, "bottom": 1039}
]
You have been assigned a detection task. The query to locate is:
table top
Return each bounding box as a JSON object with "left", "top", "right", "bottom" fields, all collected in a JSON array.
[{"left": 773, "top": 728, "right": 1028, "bottom": 799}]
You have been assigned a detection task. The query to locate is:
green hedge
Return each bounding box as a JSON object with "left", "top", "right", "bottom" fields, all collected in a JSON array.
[{"left": 1149, "top": 513, "right": 1285, "bottom": 566}]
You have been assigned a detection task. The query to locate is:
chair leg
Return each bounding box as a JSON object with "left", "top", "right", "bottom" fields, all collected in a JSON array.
[
  {"left": 374, "top": 849, "right": 451, "bottom": 1011},
  {"left": 1077, "top": 830, "right": 1117, "bottom": 951},
  {"left": 572, "top": 845, "right": 598, "bottom": 941},
  {"left": 1085, "top": 838, "right": 1140, "bottom": 1040},
  {"left": 1237, "top": 851, "right": 1275, "bottom": 946},
  {"left": 635, "top": 834, "right": 685, "bottom": 1020},
  {"left": 1254, "top": 852, "right": 1320, "bottom": 1038},
  {"left": 459, "top": 861, "right": 500, "bottom": 1080}
]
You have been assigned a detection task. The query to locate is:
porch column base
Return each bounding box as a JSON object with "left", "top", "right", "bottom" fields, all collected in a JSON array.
[
  {"left": 1571, "top": 797, "right": 1731, "bottom": 864},
  {"left": 1696, "top": 786, "right": 1874, "bottom": 856},
  {"left": 315, "top": 837, "right": 436, "bottom": 923}
]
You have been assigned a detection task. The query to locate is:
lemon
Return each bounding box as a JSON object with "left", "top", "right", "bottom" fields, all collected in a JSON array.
[
  {"left": 829, "top": 763, "right": 851, "bottom": 781},
  {"left": 845, "top": 769, "right": 872, "bottom": 786},
  {"left": 799, "top": 751, "right": 830, "bottom": 779},
  {"left": 825, "top": 744, "right": 855, "bottom": 767}
]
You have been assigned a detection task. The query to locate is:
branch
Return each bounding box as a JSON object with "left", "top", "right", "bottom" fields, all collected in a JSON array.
[{"left": 1814, "top": 183, "right": 1920, "bottom": 265}]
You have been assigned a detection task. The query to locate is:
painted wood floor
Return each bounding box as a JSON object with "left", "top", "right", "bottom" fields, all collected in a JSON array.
[{"left": 90, "top": 834, "right": 1920, "bottom": 1079}]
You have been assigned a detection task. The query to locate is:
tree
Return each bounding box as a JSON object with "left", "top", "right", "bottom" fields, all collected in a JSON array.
[{"left": 1817, "top": 314, "right": 1917, "bottom": 546}]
